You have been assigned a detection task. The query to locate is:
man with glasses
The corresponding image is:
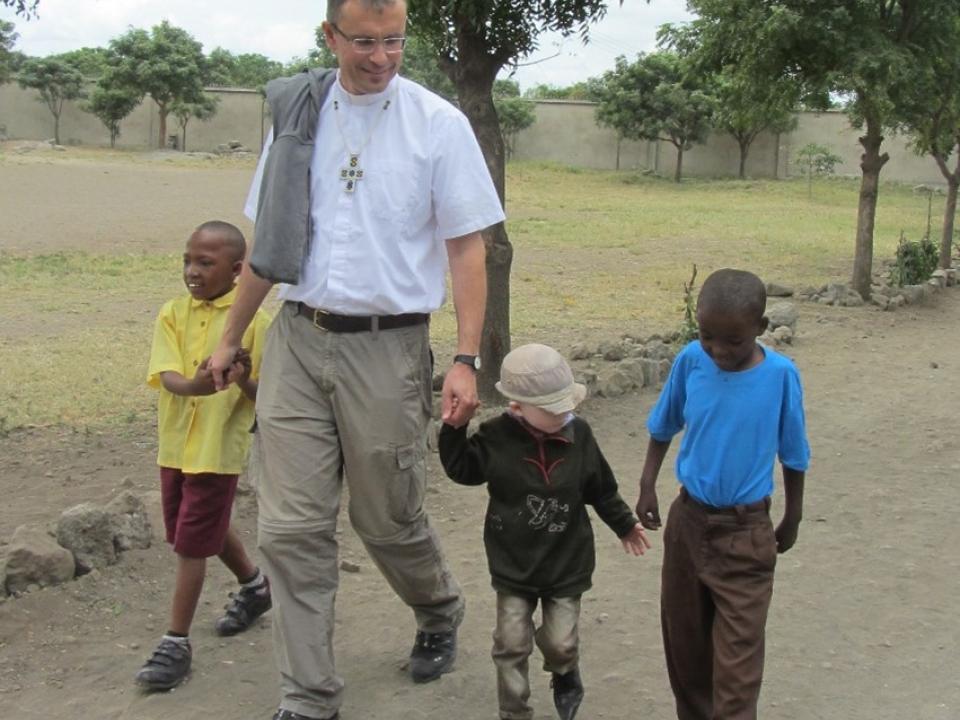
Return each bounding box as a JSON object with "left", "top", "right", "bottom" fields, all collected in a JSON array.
[{"left": 208, "top": 1, "right": 504, "bottom": 719}]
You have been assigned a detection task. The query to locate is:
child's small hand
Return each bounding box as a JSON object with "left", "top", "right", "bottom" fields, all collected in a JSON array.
[
  {"left": 226, "top": 349, "right": 252, "bottom": 386},
  {"left": 636, "top": 490, "right": 661, "bottom": 530},
  {"left": 191, "top": 358, "right": 217, "bottom": 395},
  {"left": 620, "top": 523, "right": 652, "bottom": 556},
  {"left": 775, "top": 516, "right": 800, "bottom": 554}
]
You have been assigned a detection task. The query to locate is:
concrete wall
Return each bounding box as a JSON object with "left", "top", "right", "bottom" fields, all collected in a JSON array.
[
  {"left": 0, "top": 82, "right": 949, "bottom": 186},
  {"left": 0, "top": 83, "right": 265, "bottom": 151}
]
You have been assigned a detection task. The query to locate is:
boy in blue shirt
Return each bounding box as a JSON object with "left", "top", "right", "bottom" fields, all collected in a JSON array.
[{"left": 637, "top": 268, "right": 810, "bottom": 720}]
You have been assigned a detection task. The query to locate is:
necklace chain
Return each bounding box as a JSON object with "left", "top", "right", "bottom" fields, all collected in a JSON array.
[{"left": 332, "top": 91, "right": 393, "bottom": 158}]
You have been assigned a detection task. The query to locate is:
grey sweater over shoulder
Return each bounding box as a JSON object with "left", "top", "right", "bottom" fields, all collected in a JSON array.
[{"left": 249, "top": 68, "right": 337, "bottom": 284}]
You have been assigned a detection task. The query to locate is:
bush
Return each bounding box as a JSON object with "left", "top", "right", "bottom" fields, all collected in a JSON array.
[{"left": 890, "top": 232, "right": 938, "bottom": 287}]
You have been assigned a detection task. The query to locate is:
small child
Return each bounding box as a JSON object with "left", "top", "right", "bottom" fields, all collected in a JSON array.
[
  {"left": 637, "top": 268, "right": 810, "bottom": 720},
  {"left": 439, "top": 343, "right": 650, "bottom": 720},
  {"left": 136, "top": 220, "right": 273, "bottom": 691}
]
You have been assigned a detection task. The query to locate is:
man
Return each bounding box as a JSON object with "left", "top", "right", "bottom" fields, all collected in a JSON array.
[{"left": 208, "top": 1, "right": 505, "bottom": 719}]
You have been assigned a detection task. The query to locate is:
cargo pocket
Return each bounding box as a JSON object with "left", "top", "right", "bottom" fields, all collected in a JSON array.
[{"left": 387, "top": 441, "right": 427, "bottom": 524}]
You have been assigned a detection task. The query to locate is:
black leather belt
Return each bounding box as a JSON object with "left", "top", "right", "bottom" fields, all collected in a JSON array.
[
  {"left": 680, "top": 486, "right": 770, "bottom": 515},
  {"left": 293, "top": 302, "right": 429, "bottom": 333}
]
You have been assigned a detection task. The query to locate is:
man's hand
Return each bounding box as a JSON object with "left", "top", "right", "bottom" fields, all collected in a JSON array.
[
  {"left": 441, "top": 362, "right": 479, "bottom": 428},
  {"left": 225, "top": 348, "right": 252, "bottom": 386},
  {"left": 636, "top": 489, "right": 662, "bottom": 531},
  {"left": 209, "top": 342, "right": 242, "bottom": 391},
  {"left": 620, "top": 523, "right": 653, "bottom": 556},
  {"left": 775, "top": 516, "right": 800, "bottom": 554},
  {"left": 190, "top": 358, "right": 218, "bottom": 396}
]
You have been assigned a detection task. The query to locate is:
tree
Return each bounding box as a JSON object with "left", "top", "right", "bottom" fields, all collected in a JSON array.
[
  {"left": 903, "top": 15, "right": 960, "bottom": 269},
  {"left": 171, "top": 93, "right": 219, "bottom": 151},
  {"left": 17, "top": 57, "right": 85, "bottom": 144},
  {"left": 0, "top": 19, "right": 16, "bottom": 84},
  {"left": 55, "top": 47, "right": 111, "bottom": 78},
  {"left": 684, "top": 0, "right": 960, "bottom": 299},
  {"left": 795, "top": 143, "right": 843, "bottom": 200},
  {"left": 84, "top": 83, "right": 140, "bottom": 147},
  {"left": 495, "top": 96, "right": 535, "bottom": 160},
  {"left": 407, "top": 0, "right": 627, "bottom": 397},
  {"left": 398, "top": 32, "right": 456, "bottom": 99},
  {"left": 593, "top": 52, "right": 714, "bottom": 182},
  {"left": 1, "top": 0, "right": 37, "bottom": 18},
  {"left": 105, "top": 21, "right": 207, "bottom": 148},
  {"left": 206, "top": 48, "right": 285, "bottom": 89}
]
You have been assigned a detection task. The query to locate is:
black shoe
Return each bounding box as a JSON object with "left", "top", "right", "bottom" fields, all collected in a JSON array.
[
  {"left": 551, "top": 668, "right": 584, "bottom": 720},
  {"left": 271, "top": 710, "right": 338, "bottom": 720},
  {"left": 409, "top": 629, "right": 457, "bottom": 683},
  {"left": 135, "top": 637, "right": 192, "bottom": 691},
  {"left": 215, "top": 579, "right": 272, "bottom": 636}
]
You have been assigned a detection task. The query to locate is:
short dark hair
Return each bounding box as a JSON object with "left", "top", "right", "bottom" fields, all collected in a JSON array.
[
  {"left": 327, "top": 0, "right": 402, "bottom": 23},
  {"left": 697, "top": 268, "right": 766, "bottom": 321},
  {"left": 194, "top": 220, "right": 246, "bottom": 262}
]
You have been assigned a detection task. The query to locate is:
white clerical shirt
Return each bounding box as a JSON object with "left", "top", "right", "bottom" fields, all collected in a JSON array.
[{"left": 245, "top": 72, "right": 505, "bottom": 315}]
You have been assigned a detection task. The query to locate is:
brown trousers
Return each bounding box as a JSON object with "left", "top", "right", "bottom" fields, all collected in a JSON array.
[{"left": 660, "top": 489, "right": 777, "bottom": 720}]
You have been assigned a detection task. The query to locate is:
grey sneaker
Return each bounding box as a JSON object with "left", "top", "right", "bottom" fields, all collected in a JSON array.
[
  {"left": 135, "top": 637, "right": 191, "bottom": 691},
  {"left": 272, "top": 710, "right": 338, "bottom": 720},
  {"left": 215, "top": 579, "right": 272, "bottom": 636}
]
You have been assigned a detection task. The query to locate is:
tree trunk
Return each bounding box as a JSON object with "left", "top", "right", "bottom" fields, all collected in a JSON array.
[
  {"left": 933, "top": 149, "right": 960, "bottom": 269},
  {"left": 738, "top": 138, "right": 750, "bottom": 179},
  {"left": 852, "top": 115, "right": 889, "bottom": 300},
  {"left": 941, "top": 177, "right": 958, "bottom": 269},
  {"left": 446, "top": 39, "right": 511, "bottom": 400},
  {"left": 674, "top": 145, "right": 684, "bottom": 183},
  {"left": 110, "top": 128, "right": 117, "bottom": 148},
  {"left": 53, "top": 112, "right": 60, "bottom": 145},
  {"left": 157, "top": 102, "right": 168, "bottom": 149}
]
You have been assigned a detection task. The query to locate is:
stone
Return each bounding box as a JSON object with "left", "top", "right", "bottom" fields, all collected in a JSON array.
[
  {"left": 766, "top": 301, "right": 799, "bottom": 332},
  {"left": 105, "top": 491, "right": 152, "bottom": 552},
  {"left": 900, "top": 285, "right": 925, "bottom": 304},
  {"left": 339, "top": 560, "right": 361, "bottom": 573},
  {"left": 641, "top": 358, "right": 662, "bottom": 387},
  {"left": 4, "top": 523, "right": 75, "bottom": 594},
  {"left": 615, "top": 358, "right": 647, "bottom": 389},
  {"left": 56, "top": 503, "right": 117, "bottom": 575},
  {"left": 596, "top": 369, "right": 634, "bottom": 398},
  {"left": 642, "top": 341, "right": 675, "bottom": 362},
  {"left": 772, "top": 326, "right": 793, "bottom": 345},
  {"left": 598, "top": 340, "right": 626, "bottom": 362},
  {"left": 765, "top": 282, "right": 794, "bottom": 297},
  {"left": 568, "top": 342, "right": 594, "bottom": 361}
]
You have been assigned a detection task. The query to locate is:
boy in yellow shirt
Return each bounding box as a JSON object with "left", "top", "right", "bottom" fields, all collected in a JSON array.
[{"left": 136, "top": 220, "right": 273, "bottom": 691}]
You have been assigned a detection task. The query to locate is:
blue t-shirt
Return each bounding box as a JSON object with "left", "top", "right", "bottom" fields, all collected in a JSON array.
[{"left": 647, "top": 341, "right": 810, "bottom": 507}]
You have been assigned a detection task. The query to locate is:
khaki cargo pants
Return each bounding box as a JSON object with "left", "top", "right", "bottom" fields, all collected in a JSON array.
[{"left": 254, "top": 303, "right": 463, "bottom": 719}]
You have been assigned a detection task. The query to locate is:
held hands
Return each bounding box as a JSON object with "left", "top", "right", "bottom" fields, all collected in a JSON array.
[
  {"left": 620, "top": 523, "right": 652, "bottom": 556},
  {"left": 190, "top": 357, "right": 218, "bottom": 396},
  {"left": 636, "top": 489, "right": 662, "bottom": 531},
  {"left": 441, "top": 362, "right": 480, "bottom": 428},
  {"left": 225, "top": 348, "right": 252, "bottom": 386},
  {"left": 209, "top": 341, "right": 242, "bottom": 391}
]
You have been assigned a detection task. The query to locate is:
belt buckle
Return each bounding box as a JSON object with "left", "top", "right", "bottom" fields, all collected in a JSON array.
[{"left": 312, "top": 308, "right": 330, "bottom": 332}]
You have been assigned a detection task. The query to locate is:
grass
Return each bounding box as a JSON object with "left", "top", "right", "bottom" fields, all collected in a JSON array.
[{"left": 0, "top": 159, "right": 944, "bottom": 432}]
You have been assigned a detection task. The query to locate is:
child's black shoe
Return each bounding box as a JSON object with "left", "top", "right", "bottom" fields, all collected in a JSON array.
[
  {"left": 215, "top": 578, "right": 272, "bottom": 636},
  {"left": 135, "top": 637, "right": 191, "bottom": 691},
  {"left": 551, "top": 668, "right": 584, "bottom": 720}
]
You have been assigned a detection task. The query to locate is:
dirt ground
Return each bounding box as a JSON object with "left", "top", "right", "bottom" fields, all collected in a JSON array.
[{"left": 1, "top": 148, "right": 958, "bottom": 720}]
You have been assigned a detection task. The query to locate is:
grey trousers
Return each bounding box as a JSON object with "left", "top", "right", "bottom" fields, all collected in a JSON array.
[
  {"left": 492, "top": 592, "right": 581, "bottom": 720},
  {"left": 254, "top": 303, "right": 464, "bottom": 719}
]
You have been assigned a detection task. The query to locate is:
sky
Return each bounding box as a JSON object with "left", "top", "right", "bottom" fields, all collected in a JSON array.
[{"left": 1, "top": 0, "right": 695, "bottom": 91}]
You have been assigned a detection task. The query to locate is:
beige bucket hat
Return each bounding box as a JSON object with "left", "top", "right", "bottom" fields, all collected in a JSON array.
[{"left": 495, "top": 343, "right": 587, "bottom": 414}]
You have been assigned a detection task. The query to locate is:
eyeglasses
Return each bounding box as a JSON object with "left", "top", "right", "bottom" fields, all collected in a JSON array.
[{"left": 330, "top": 23, "right": 407, "bottom": 54}]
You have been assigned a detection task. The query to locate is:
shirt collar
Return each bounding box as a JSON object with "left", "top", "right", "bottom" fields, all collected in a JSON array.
[
  {"left": 335, "top": 72, "right": 398, "bottom": 107},
  {"left": 505, "top": 409, "right": 576, "bottom": 444},
  {"left": 189, "top": 284, "right": 237, "bottom": 310}
]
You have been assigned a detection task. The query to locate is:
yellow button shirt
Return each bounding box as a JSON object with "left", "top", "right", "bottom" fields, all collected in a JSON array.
[{"left": 147, "top": 286, "right": 272, "bottom": 475}]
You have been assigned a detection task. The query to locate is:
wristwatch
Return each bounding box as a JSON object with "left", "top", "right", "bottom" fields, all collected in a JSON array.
[{"left": 453, "top": 354, "right": 481, "bottom": 371}]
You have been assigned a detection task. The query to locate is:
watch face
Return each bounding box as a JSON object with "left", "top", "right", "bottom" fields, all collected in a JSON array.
[{"left": 456, "top": 354, "right": 481, "bottom": 371}]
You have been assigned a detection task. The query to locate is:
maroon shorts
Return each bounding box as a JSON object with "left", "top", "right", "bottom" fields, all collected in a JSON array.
[{"left": 160, "top": 467, "right": 239, "bottom": 558}]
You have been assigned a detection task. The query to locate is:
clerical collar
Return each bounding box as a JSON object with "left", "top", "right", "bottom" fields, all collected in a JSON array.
[{"left": 335, "top": 72, "right": 398, "bottom": 107}]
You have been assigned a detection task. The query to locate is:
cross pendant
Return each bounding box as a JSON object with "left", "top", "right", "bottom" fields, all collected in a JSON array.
[{"left": 339, "top": 154, "right": 364, "bottom": 193}]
